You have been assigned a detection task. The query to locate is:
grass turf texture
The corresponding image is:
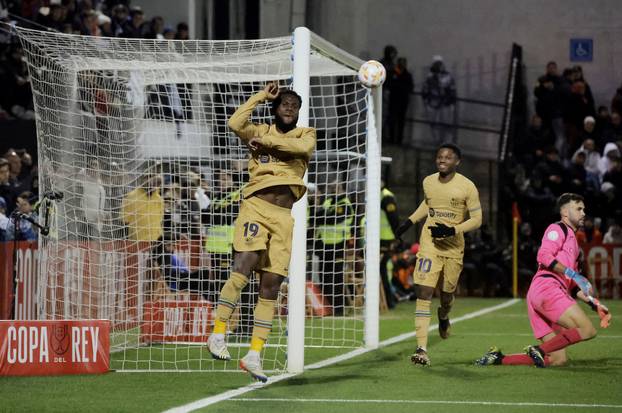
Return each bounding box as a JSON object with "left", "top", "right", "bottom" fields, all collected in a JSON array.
[{"left": 1, "top": 298, "right": 621, "bottom": 413}]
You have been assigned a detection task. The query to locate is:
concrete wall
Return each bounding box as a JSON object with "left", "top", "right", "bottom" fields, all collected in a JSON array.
[{"left": 262, "top": 0, "right": 621, "bottom": 109}]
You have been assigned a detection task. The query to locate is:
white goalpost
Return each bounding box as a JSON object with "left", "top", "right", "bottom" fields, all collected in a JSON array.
[{"left": 12, "top": 25, "right": 381, "bottom": 374}]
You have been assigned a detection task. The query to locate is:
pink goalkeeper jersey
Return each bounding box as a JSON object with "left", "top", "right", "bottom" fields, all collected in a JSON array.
[{"left": 534, "top": 222, "right": 580, "bottom": 290}]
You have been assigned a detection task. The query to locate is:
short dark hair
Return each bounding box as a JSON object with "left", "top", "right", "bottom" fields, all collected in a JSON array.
[
  {"left": 556, "top": 193, "right": 584, "bottom": 211},
  {"left": 271, "top": 89, "right": 302, "bottom": 116},
  {"left": 437, "top": 143, "right": 462, "bottom": 159},
  {"left": 17, "top": 191, "right": 36, "bottom": 205}
]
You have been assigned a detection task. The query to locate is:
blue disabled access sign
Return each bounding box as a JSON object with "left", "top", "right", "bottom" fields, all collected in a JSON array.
[{"left": 570, "top": 38, "right": 593, "bottom": 62}]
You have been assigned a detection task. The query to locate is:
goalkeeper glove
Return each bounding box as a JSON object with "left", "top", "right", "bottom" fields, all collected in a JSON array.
[
  {"left": 563, "top": 268, "right": 592, "bottom": 297},
  {"left": 429, "top": 223, "right": 455, "bottom": 238},
  {"left": 588, "top": 297, "right": 611, "bottom": 328}
]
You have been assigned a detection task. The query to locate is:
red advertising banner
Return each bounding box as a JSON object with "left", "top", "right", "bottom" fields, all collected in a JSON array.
[
  {"left": 140, "top": 300, "right": 213, "bottom": 344},
  {"left": 0, "top": 319, "right": 110, "bottom": 376},
  {"left": 0, "top": 239, "right": 206, "bottom": 324},
  {"left": 581, "top": 242, "right": 622, "bottom": 299}
]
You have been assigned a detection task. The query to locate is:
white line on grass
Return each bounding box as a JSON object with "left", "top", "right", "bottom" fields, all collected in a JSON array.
[
  {"left": 460, "top": 332, "right": 622, "bottom": 339},
  {"left": 162, "top": 298, "right": 520, "bottom": 413},
  {"left": 231, "top": 397, "right": 622, "bottom": 409}
]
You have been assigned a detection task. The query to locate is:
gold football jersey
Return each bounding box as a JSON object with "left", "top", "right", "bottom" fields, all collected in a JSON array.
[
  {"left": 408, "top": 172, "right": 482, "bottom": 258},
  {"left": 228, "top": 91, "right": 316, "bottom": 201}
]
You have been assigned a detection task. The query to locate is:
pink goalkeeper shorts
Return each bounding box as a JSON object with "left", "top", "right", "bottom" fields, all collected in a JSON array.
[{"left": 526, "top": 275, "right": 576, "bottom": 340}]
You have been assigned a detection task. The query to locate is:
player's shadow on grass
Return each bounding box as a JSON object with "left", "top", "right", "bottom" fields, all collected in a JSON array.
[
  {"left": 563, "top": 357, "right": 622, "bottom": 371},
  {"left": 272, "top": 373, "right": 371, "bottom": 388}
]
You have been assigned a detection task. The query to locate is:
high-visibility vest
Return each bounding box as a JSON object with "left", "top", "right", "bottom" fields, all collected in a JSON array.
[
  {"left": 317, "top": 196, "right": 353, "bottom": 245},
  {"left": 205, "top": 189, "right": 241, "bottom": 254},
  {"left": 380, "top": 188, "right": 397, "bottom": 241}
]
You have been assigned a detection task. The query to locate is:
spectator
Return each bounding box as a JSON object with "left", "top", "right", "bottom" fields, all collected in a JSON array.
[
  {"left": 78, "top": 158, "right": 106, "bottom": 239},
  {"left": 602, "top": 156, "right": 622, "bottom": 206},
  {"left": 607, "top": 112, "right": 622, "bottom": 144},
  {"left": 80, "top": 9, "right": 101, "bottom": 36},
  {"left": 6, "top": 191, "right": 38, "bottom": 241},
  {"left": 564, "top": 81, "right": 596, "bottom": 157},
  {"left": 175, "top": 22, "right": 189, "bottom": 40},
  {"left": 521, "top": 114, "right": 554, "bottom": 168},
  {"left": 0, "top": 158, "right": 15, "bottom": 214},
  {"left": 0, "top": 196, "right": 9, "bottom": 241},
  {"left": 123, "top": 6, "right": 144, "bottom": 38},
  {"left": 602, "top": 219, "right": 622, "bottom": 244},
  {"left": 576, "top": 216, "right": 603, "bottom": 245},
  {"left": 163, "top": 27, "right": 175, "bottom": 40},
  {"left": 98, "top": 13, "right": 113, "bottom": 37},
  {"left": 379, "top": 45, "right": 398, "bottom": 140},
  {"left": 110, "top": 4, "right": 129, "bottom": 37},
  {"left": 566, "top": 150, "right": 587, "bottom": 195},
  {"left": 40, "top": 4, "right": 67, "bottom": 32},
  {"left": 3, "top": 43, "right": 35, "bottom": 120},
  {"left": 595, "top": 105, "right": 611, "bottom": 148},
  {"left": 573, "top": 138, "right": 600, "bottom": 179},
  {"left": 576, "top": 116, "right": 597, "bottom": 155},
  {"left": 422, "top": 55, "right": 457, "bottom": 143},
  {"left": 4, "top": 149, "right": 30, "bottom": 193},
  {"left": 379, "top": 45, "right": 398, "bottom": 85},
  {"left": 387, "top": 57, "right": 414, "bottom": 145},
  {"left": 534, "top": 64, "right": 565, "bottom": 157},
  {"left": 144, "top": 16, "right": 165, "bottom": 39},
  {"left": 121, "top": 171, "right": 164, "bottom": 241},
  {"left": 598, "top": 142, "right": 620, "bottom": 177},
  {"left": 572, "top": 65, "right": 595, "bottom": 111},
  {"left": 533, "top": 146, "right": 567, "bottom": 196},
  {"left": 521, "top": 174, "right": 556, "bottom": 238}
]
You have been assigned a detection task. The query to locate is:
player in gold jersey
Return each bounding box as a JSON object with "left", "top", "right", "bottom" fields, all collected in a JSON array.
[
  {"left": 396, "top": 143, "right": 482, "bottom": 365},
  {"left": 207, "top": 82, "right": 316, "bottom": 381}
]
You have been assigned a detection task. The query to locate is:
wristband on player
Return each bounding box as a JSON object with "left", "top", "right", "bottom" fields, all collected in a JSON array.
[
  {"left": 563, "top": 267, "right": 579, "bottom": 280},
  {"left": 564, "top": 268, "right": 592, "bottom": 295}
]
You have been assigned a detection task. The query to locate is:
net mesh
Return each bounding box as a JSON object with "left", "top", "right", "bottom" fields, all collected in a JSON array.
[{"left": 14, "top": 26, "right": 371, "bottom": 372}]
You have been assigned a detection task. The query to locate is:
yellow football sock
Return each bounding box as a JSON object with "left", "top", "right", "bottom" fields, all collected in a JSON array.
[
  {"left": 415, "top": 299, "right": 432, "bottom": 350},
  {"left": 214, "top": 272, "right": 249, "bottom": 334},
  {"left": 249, "top": 297, "right": 277, "bottom": 352}
]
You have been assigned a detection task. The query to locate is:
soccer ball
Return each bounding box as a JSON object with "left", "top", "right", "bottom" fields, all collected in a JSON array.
[{"left": 358, "top": 60, "right": 386, "bottom": 88}]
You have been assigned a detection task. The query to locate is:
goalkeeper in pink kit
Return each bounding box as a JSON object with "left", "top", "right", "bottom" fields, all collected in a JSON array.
[{"left": 477, "top": 193, "right": 611, "bottom": 367}]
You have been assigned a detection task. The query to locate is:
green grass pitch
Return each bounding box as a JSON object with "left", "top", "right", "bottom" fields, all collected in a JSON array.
[{"left": 1, "top": 298, "right": 621, "bottom": 413}]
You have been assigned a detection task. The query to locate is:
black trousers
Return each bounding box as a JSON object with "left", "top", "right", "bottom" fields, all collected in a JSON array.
[{"left": 318, "top": 246, "right": 345, "bottom": 316}]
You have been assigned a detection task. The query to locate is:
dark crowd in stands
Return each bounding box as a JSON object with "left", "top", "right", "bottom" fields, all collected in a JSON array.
[
  {"left": 0, "top": 0, "right": 190, "bottom": 120},
  {"left": 505, "top": 61, "right": 622, "bottom": 249}
]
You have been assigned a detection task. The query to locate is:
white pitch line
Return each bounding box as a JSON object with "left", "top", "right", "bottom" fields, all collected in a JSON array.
[
  {"left": 162, "top": 298, "right": 520, "bottom": 413},
  {"left": 459, "top": 332, "right": 622, "bottom": 339},
  {"left": 231, "top": 397, "right": 622, "bottom": 409}
]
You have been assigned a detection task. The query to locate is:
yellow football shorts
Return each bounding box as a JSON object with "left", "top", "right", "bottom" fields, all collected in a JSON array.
[
  {"left": 232, "top": 196, "right": 294, "bottom": 277},
  {"left": 412, "top": 252, "right": 463, "bottom": 293}
]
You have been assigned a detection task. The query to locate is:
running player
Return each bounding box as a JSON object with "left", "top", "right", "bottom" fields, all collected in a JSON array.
[{"left": 396, "top": 143, "right": 482, "bottom": 365}]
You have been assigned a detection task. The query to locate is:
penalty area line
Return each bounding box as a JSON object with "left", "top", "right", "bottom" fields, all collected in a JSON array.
[{"left": 162, "top": 298, "right": 520, "bottom": 413}]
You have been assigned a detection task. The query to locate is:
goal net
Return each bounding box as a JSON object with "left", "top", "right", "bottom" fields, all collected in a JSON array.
[{"left": 12, "top": 26, "right": 381, "bottom": 373}]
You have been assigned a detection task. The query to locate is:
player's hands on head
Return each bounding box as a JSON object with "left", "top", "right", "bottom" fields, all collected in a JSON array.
[
  {"left": 264, "top": 82, "right": 279, "bottom": 100},
  {"left": 429, "top": 223, "right": 455, "bottom": 238}
]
